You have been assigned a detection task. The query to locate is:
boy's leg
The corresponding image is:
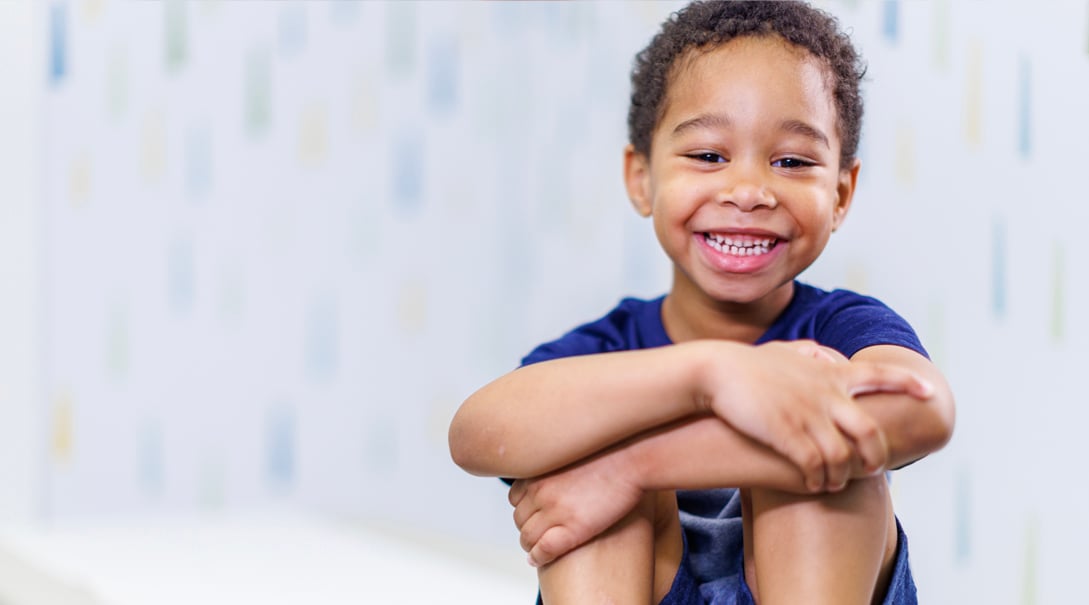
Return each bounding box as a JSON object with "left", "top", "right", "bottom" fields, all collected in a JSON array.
[
  {"left": 746, "top": 476, "right": 897, "bottom": 605},
  {"left": 537, "top": 490, "right": 684, "bottom": 605}
]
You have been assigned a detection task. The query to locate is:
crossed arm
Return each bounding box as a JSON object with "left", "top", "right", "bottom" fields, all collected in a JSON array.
[{"left": 448, "top": 339, "right": 955, "bottom": 565}]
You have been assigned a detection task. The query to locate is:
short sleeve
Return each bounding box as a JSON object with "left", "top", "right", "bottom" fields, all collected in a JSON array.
[
  {"left": 520, "top": 296, "right": 670, "bottom": 367},
  {"left": 815, "top": 291, "right": 928, "bottom": 359}
]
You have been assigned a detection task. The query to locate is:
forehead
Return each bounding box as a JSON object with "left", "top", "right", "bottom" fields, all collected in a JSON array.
[{"left": 657, "top": 35, "right": 838, "bottom": 141}]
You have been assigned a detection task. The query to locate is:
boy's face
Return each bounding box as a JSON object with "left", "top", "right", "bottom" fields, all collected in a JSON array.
[{"left": 624, "top": 35, "right": 859, "bottom": 310}]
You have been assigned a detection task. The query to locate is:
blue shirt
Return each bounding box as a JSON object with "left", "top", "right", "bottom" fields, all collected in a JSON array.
[{"left": 519, "top": 281, "right": 926, "bottom": 597}]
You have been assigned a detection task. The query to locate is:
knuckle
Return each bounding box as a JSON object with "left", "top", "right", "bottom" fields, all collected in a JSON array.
[
  {"left": 541, "top": 528, "right": 576, "bottom": 558},
  {"left": 856, "top": 422, "right": 879, "bottom": 441},
  {"left": 829, "top": 444, "right": 850, "bottom": 466},
  {"left": 525, "top": 480, "right": 541, "bottom": 497},
  {"left": 514, "top": 505, "right": 532, "bottom": 529},
  {"left": 801, "top": 450, "right": 822, "bottom": 473}
]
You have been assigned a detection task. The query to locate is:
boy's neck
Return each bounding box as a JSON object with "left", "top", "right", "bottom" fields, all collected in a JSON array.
[{"left": 661, "top": 275, "right": 795, "bottom": 344}]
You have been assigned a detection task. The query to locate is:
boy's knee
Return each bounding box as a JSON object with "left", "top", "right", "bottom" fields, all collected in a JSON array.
[
  {"left": 832, "top": 475, "right": 890, "bottom": 513},
  {"left": 751, "top": 476, "right": 891, "bottom": 520}
]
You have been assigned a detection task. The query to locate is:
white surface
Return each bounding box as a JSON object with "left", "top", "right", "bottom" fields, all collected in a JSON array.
[{"left": 0, "top": 513, "right": 537, "bottom": 605}]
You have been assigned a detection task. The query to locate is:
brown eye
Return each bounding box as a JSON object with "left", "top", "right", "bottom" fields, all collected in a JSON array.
[
  {"left": 688, "top": 152, "right": 725, "bottom": 163},
  {"left": 772, "top": 157, "right": 813, "bottom": 169}
]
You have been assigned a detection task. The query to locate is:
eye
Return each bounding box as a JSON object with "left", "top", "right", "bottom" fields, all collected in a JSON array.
[
  {"left": 772, "top": 157, "right": 814, "bottom": 169},
  {"left": 687, "top": 152, "right": 726, "bottom": 164}
]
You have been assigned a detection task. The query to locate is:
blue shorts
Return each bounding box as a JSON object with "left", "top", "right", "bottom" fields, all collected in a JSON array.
[{"left": 660, "top": 518, "right": 918, "bottom": 605}]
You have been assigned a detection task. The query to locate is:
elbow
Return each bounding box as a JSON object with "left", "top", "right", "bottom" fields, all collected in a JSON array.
[
  {"left": 888, "top": 388, "right": 955, "bottom": 471},
  {"left": 448, "top": 404, "right": 504, "bottom": 477},
  {"left": 447, "top": 412, "right": 483, "bottom": 475},
  {"left": 448, "top": 422, "right": 470, "bottom": 471},
  {"left": 925, "top": 382, "right": 957, "bottom": 453}
]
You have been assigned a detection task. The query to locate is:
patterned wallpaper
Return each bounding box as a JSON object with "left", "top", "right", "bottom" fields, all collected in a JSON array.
[{"left": 13, "top": 1, "right": 1089, "bottom": 602}]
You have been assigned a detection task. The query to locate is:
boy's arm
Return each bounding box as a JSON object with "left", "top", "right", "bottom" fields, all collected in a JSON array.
[
  {"left": 449, "top": 342, "right": 708, "bottom": 480},
  {"left": 631, "top": 345, "right": 953, "bottom": 491},
  {"left": 510, "top": 344, "right": 955, "bottom": 566},
  {"left": 848, "top": 344, "right": 955, "bottom": 468},
  {"left": 450, "top": 339, "right": 934, "bottom": 490}
]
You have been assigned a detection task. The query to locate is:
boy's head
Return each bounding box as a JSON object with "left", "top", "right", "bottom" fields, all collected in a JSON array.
[
  {"left": 628, "top": 0, "right": 865, "bottom": 168},
  {"left": 621, "top": 1, "right": 868, "bottom": 313}
]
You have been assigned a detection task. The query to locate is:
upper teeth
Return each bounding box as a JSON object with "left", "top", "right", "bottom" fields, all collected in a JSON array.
[{"left": 704, "top": 233, "right": 776, "bottom": 256}]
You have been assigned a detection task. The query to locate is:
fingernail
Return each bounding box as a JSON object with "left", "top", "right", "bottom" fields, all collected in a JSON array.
[{"left": 527, "top": 555, "right": 539, "bottom": 568}]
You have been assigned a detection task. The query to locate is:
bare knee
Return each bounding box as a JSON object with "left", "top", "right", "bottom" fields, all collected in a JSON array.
[
  {"left": 748, "top": 478, "right": 895, "bottom": 605},
  {"left": 538, "top": 491, "right": 661, "bottom": 605},
  {"left": 752, "top": 474, "right": 888, "bottom": 517}
]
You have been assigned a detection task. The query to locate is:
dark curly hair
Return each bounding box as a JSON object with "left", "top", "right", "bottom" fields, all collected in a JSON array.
[{"left": 628, "top": 0, "right": 866, "bottom": 167}]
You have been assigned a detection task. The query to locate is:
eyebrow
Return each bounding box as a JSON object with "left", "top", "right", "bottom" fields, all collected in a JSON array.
[
  {"left": 670, "top": 113, "right": 830, "bottom": 149},
  {"left": 670, "top": 113, "right": 731, "bottom": 138},
  {"left": 780, "top": 119, "right": 830, "bottom": 149}
]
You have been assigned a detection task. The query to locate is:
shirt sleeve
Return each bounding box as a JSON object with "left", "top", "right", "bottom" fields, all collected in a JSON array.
[{"left": 816, "top": 291, "right": 929, "bottom": 359}]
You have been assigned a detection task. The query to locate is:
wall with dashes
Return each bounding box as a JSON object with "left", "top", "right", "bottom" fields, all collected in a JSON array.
[{"left": 5, "top": 1, "right": 1089, "bottom": 602}]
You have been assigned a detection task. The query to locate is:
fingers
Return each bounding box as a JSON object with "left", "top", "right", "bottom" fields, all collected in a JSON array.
[
  {"left": 846, "top": 363, "right": 934, "bottom": 399},
  {"left": 779, "top": 340, "right": 847, "bottom": 364},
  {"left": 814, "top": 345, "right": 849, "bottom": 364},
  {"left": 773, "top": 425, "right": 826, "bottom": 492},
  {"left": 830, "top": 400, "right": 888, "bottom": 475},
  {"left": 528, "top": 526, "right": 579, "bottom": 567},
  {"left": 517, "top": 507, "right": 545, "bottom": 552},
  {"left": 509, "top": 478, "right": 581, "bottom": 565},
  {"left": 516, "top": 508, "right": 580, "bottom": 567},
  {"left": 805, "top": 416, "right": 854, "bottom": 491},
  {"left": 512, "top": 492, "right": 536, "bottom": 530},
  {"left": 508, "top": 480, "right": 526, "bottom": 507}
]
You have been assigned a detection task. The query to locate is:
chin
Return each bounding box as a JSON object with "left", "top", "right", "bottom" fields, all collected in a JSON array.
[{"left": 699, "top": 277, "right": 791, "bottom": 307}]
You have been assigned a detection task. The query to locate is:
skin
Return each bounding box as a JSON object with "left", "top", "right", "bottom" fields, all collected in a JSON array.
[
  {"left": 450, "top": 34, "right": 955, "bottom": 604},
  {"left": 627, "top": 37, "right": 853, "bottom": 335}
]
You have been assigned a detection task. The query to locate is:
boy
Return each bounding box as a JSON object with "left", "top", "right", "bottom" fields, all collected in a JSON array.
[{"left": 449, "top": 2, "right": 955, "bottom": 604}]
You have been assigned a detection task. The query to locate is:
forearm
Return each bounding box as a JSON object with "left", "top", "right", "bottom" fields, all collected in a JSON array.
[
  {"left": 621, "top": 394, "right": 948, "bottom": 495},
  {"left": 621, "top": 346, "right": 954, "bottom": 493},
  {"left": 851, "top": 345, "right": 956, "bottom": 469},
  {"left": 449, "top": 341, "right": 733, "bottom": 478},
  {"left": 626, "top": 415, "right": 815, "bottom": 493}
]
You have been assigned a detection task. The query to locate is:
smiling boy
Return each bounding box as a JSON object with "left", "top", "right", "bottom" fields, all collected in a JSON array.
[{"left": 449, "top": 2, "right": 955, "bottom": 604}]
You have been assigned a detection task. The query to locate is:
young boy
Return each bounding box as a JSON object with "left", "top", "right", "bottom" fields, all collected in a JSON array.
[{"left": 450, "top": 2, "right": 955, "bottom": 604}]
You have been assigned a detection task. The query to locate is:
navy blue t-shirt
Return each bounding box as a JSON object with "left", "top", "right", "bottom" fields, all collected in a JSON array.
[
  {"left": 523, "top": 280, "right": 926, "bottom": 365},
  {"left": 519, "top": 281, "right": 927, "bottom": 599}
]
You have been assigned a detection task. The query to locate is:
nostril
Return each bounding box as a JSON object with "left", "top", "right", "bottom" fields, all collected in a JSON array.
[{"left": 718, "top": 185, "right": 776, "bottom": 210}]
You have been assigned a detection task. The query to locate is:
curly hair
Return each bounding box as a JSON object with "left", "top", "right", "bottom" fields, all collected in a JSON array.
[{"left": 628, "top": 0, "right": 866, "bottom": 167}]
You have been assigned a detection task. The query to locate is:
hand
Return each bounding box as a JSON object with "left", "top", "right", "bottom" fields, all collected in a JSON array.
[
  {"left": 508, "top": 447, "right": 643, "bottom": 568},
  {"left": 697, "top": 340, "right": 933, "bottom": 493}
]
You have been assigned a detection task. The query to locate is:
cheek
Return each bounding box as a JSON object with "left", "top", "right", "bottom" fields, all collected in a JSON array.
[{"left": 652, "top": 207, "right": 677, "bottom": 244}]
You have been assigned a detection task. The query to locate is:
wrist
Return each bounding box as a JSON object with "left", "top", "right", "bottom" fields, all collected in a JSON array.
[
  {"left": 686, "top": 340, "right": 737, "bottom": 415},
  {"left": 616, "top": 433, "right": 652, "bottom": 492}
]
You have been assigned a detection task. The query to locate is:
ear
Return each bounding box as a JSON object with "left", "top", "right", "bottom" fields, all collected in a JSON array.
[
  {"left": 832, "top": 158, "right": 860, "bottom": 232},
  {"left": 623, "top": 144, "right": 653, "bottom": 217}
]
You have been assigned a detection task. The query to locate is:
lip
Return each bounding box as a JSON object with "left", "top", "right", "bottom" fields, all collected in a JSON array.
[
  {"left": 693, "top": 230, "right": 787, "bottom": 274},
  {"left": 698, "top": 227, "right": 786, "bottom": 240}
]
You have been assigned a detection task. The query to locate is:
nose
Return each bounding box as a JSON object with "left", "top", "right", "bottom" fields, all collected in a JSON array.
[{"left": 716, "top": 164, "right": 776, "bottom": 211}]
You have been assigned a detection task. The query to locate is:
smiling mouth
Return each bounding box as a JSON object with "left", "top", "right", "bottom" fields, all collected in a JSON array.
[{"left": 703, "top": 232, "right": 779, "bottom": 256}]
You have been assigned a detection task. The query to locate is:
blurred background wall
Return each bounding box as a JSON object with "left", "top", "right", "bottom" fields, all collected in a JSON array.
[{"left": 0, "top": 1, "right": 1087, "bottom": 603}]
